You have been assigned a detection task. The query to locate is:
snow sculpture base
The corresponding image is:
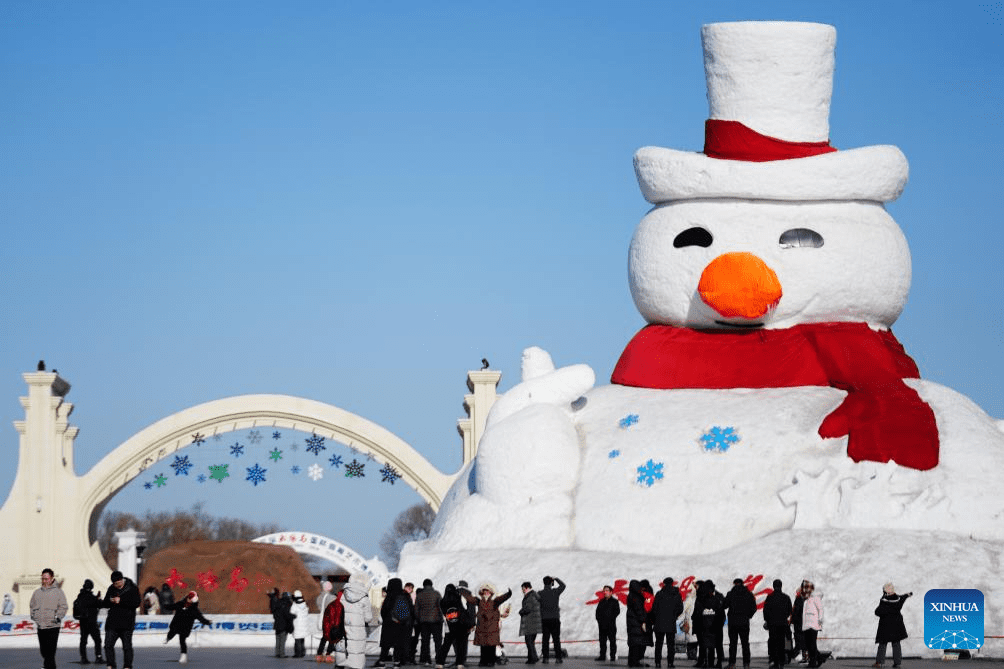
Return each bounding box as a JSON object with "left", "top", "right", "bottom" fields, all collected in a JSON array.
[{"left": 399, "top": 529, "right": 1002, "bottom": 659}]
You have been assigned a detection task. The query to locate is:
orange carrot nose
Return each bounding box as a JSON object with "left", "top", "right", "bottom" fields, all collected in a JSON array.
[{"left": 697, "top": 252, "right": 783, "bottom": 319}]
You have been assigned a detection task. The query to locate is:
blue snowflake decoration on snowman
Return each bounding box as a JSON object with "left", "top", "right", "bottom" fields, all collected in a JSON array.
[
  {"left": 700, "top": 426, "right": 740, "bottom": 453},
  {"left": 245, "top": 463, "right": 267, "bottom": 486},
  {"left": 170, "top": 454, "right": 194, "bottom": 476},
  {"left": 619, "top": 414, "right": 639, "bottom": 429},
  {"left": 305, "top": 434, "right": 326, "bottom": 456},
  {"left": 636, "top": 459, "right": 664, "bottom": 487},
  {"left": 608, "top": 449, "right": 621, "bottom": 459}
]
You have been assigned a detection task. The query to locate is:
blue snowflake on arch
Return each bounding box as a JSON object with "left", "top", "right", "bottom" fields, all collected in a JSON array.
[
  {"left": 272, "top": 431, "right": 282, "bottom": 440},
  {"left": 305, "top": 434, "right": 326, "bottom": 456},
  {"left": 191, "top": 433, "right": 206, "bottom": 446},
  {"left": 170, "top": 454, "right": 194, "bottom": 476},
  {"left": 344, "top": 459, "right": 365, "bottom": 478},
  {"left": 290, "top": 465, "right": 301, "bottom": 475},
  {"left": 246, "top": 463, "right": 267, "bottom": 486},
  {"left": 329, "top": 454, "right": 343, "bottom": 469},
  {"left": 380, "top": 464, "right": 401, "bottom": 484},
  {"left": 247, "top": 430, "right": 263, "bottom": 444},
  {"left": 700, "top": 426, "right": 740, "bottom": 453},
  {"left": 196, "top": 474, "right": 207, "bottom": 484},
  {"left": 636, "top": 459, "right": 664, "bottom": 487},
  {"left": 230, "top": 442, "right": 245, "bottom": 457}
]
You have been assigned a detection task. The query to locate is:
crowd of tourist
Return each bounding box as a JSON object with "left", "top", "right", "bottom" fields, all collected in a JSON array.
[{"left": 14, "top": 569, "right": 915, "bottom": 669}]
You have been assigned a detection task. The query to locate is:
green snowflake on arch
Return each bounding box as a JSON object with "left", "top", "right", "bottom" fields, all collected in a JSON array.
[
  {"left": 268, "top": 447, "right": 283, "bottom": 462},
  {"left": 153, "top": 473, "right": 168, "bottom": 488},
  {"left": 208, "top": 463, "right": 230, "bottom": 483}
]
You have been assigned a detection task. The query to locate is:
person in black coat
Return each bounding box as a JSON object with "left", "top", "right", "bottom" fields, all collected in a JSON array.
[
  {"left": 652, "top": 577, "right": 684, "bottom": 668},
  {"left": 269, "top": 589, "right": 295, "bottom": 658},
  {"left": 164, "top": 590, "right": 212, "bottom": 663},
  {"left": 73, "top": 579, "right": 103, "bottom": 665},
  {"left": 762, "top": 580, "right": 793, "bottom": 669},
  {"left": 699, "top": 581, "right": 725, "bottom": 669},
  {"left": 101, "top": 570, "right": 141, "bottom": 669},
  {"left": 595, "top": 584, "right": 621, "bottom": 662},
  {"left": 539, "top": 576, "right": 566, "bottom": 664},
  {"left": 723, "top": 579, "right": 757, "bottom": 669},
  {"left": 380, "top": 577, "right": 415, "bottom": 666},
  {"left": 626, "top": 580, "right": 649, "bottom": 668},
  {"left": 692, "top": 581, "right": 707, "bottom": 668},
  {"left": 790, "top": 583, "right": 808, "bottom": 663},
  {"left": 873, "top": 584, "right": 912, "bottom": 668}
]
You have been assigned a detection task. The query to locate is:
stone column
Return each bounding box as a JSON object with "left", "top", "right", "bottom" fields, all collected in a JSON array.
[
  {"left": 458, "top": 369, "right": 501, "bottom": 463},
  {"left": 114, "top": 529, "right": 146, "bottom": 584}
]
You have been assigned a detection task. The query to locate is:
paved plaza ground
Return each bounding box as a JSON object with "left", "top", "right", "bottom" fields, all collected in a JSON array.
[{"left": 0, "top": 648, "right": 999, "bottom": 669}]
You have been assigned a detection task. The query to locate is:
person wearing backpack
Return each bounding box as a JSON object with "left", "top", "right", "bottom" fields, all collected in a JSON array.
[
  {"left": 73, "top": 579, "right": 103, "bottom": 665},
  {"left": 436, "top": 582, "right": 478, "bottom": 669},
  {"left": 381, "top": 578, "right": 415, "bottom": 666}
]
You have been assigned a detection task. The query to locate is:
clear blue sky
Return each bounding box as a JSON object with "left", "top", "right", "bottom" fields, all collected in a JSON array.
[{"left": 2, "top": 1, "right": 1001, "bottom": 561}]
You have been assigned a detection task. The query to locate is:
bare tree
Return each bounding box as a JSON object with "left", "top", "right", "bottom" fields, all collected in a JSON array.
[
  {"left": 98, "top": 503, "right": 282, "bottom": 569},
  {"left": 379, "top": 503, "right": 435, "bottom": 570}
]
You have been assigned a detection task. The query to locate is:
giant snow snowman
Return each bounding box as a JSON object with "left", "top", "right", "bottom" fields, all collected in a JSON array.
[{"left": 402, "top": 22, "right": 1004, "bottom": 657}]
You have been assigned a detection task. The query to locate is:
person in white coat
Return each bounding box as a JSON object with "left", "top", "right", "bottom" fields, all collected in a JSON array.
[
  {"left": 292, "top": 590, "right": 310, "bottom": 658},
  {"left": 340, "top": 576, "right": 374, "bottom": 669}
]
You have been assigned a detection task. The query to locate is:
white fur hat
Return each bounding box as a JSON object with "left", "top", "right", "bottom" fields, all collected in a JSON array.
[{"left": 634, "top": 21, "right": 908, "bottom": 203}]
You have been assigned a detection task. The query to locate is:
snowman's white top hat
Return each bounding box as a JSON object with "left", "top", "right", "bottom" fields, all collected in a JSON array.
[{"left": 634, "top": 21, "right": 908, "bottom": 203}]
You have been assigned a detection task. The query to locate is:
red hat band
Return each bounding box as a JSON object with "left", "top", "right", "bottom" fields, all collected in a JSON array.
[{"left": 704, "top": 119, "right": 837, "bottom": 162}]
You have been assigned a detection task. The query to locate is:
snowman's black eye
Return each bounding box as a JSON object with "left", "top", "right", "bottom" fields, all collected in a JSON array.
[
  {"left": 779, "top": 228, "right": 824, "bottom": 248},
  {"left": 673, "top": 227, "right": 713, "bottom": 248}
]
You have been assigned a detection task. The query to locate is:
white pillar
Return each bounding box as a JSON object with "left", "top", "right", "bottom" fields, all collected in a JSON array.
[
  {"left": 4, "top": 372, "right": 81, "bottom": 614},
  {"left": 114, "top": 529, "right": 145, "bottom": 584},
  {"left": 458, "top": 369, "right": 501, "bottom": 463}
]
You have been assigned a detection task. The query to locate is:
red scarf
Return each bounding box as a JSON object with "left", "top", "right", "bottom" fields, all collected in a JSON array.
[{"left": 611, "top": 323, "right": 939, "bottom": 470}]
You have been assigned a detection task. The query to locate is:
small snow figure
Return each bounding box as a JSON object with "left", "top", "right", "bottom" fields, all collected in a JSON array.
[
  {"left": 171, "top": 454, "right": 194, "bottom": 476},
  {"left": 305, "top": 433, "right": 326, "bottom": 455},
  {"left": 191, "top": 432, "right": 205, "bottom": 446},
  {"left": 329, "top": 454, "right": 343, "bottom": 469},
  {"left": 268, "top": 448, "right": 283, "bottom": 462},
  {"left": 344, "top": 459, "right": 365, "bottom": 478},
  {"left": 308, "top": 464, "right": 324, "bottom": 481},
  {"left": 619, "top": 414, "right": 640, "bottom": 429},
  {"left": 380, "top": 464, "right": 401, "bottom": 484},
  {"left": 246, "top": 463, "right": 267, "bottom": 486},
  {"left": 700, "top": 426, "right": 740, "bottom": 453},
  {"left": 636, "top": 459, "right": 665, "bottom": 487},
  {"left": 154, "top": 473, "right": 168, "bottom": 488},
  {"left": 230, "top": 442, "right": 245, "bottom": 457},
  {"left": 208, "top": 463, "right": 229, "bottom": 483},
  {"left": 248, "top": 430, "right": 263, "bottom": 444}
]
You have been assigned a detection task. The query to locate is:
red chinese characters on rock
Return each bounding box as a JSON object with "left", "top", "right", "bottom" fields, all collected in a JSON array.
[
  {"left": 586, "top": 574, "right": 772, "bottom": 610},
  {"left": 197, "top": 569, "right": 221, "bottom": 592},
  {"left": 165, "top": 568, "right": 187, "bottom": 590},
  {"left": 227, "top": 566, "right": 249, "bottom": 593}
]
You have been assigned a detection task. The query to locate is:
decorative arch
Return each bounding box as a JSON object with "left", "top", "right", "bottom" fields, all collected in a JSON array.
[
  {"left": 253, "top": 531, "right": 390, "bottom": 588},
  {"left": 70, "top": 395, "right": 457, "bottom": 583}
]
